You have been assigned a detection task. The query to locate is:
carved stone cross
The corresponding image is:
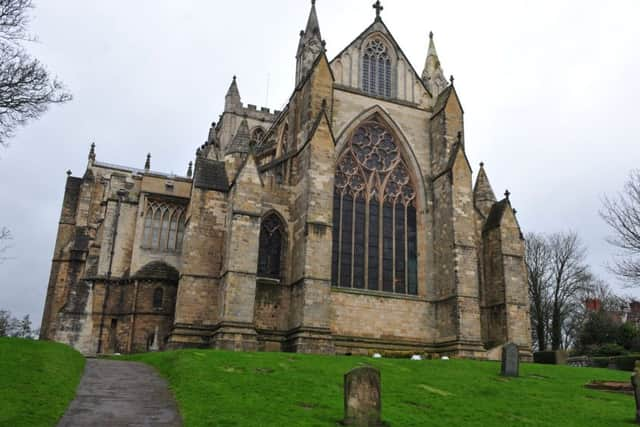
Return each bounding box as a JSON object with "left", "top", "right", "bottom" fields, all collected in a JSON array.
[{"left": 373, "top": 0, "right": 383, "bottom": 18}]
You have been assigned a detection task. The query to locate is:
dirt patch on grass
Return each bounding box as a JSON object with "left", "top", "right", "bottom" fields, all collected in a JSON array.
[{"left": 585, "top": 381, "right": 633, "bottom": 395}]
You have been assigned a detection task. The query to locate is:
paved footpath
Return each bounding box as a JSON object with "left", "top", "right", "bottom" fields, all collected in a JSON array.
[{"left": 58, "top": 358, "right": 182, "bottom": 427}]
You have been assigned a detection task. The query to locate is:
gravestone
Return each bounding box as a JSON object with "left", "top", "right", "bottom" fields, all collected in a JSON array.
[
  {"left": 343, "top": 366, "right": 382, "bottom": 426},
  {"left": 501, "top": 342, "right": 519, "bottom": 377},
  {"left": 632, "top": 366, "right": 640, "bottom": 424},
  {"left": 149, "top": 326, "right": 160, "bottom": 352}
]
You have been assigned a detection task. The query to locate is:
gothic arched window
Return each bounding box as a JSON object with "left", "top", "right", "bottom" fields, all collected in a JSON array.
[
  {"left": 251, "top": 127, "right": 266, "bottom": 145},
  {"left": 153, "top": 287, "right": 164, "bottom": 309},
  {"left": 362, "top": 39, "right": 392, "bottom": 98},
  {"left": 142, "top": 200, "right": 186, "bottom": 252},
  {"left": 331, "top": 117, "right": 418, "bottom": 295},
  {"left": 257, "top": 213, "right": 285, "bottom": 279}
]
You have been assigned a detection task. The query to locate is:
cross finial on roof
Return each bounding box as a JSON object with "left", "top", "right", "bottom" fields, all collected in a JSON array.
[
  {"left": 504, "top": 189, "right": 511, "bottom": 200},
  {"left": 373, "top": 0, "right": 383, "bottom": 18},
  {"left": 429, "top": 31, "right": 434, "bottom": 40}
]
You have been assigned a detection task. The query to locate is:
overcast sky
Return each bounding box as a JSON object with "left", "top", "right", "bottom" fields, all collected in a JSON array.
[{"left": 1, "top": 0, "right": 639, "bottom": 327}]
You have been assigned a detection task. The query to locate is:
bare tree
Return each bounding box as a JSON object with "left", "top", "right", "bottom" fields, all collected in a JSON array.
[
  {"left": 525, "top": 232, "right": 552, "bottom": 351},
  {"left": 0, "top": 0, "right": 71, "bottom": 146},
  {"left": 548, "top": 232, "right": 592, "bottom": 350},
  {"left": 0, "top": 226, "right": 10, "bottom": 263},
  {"left": 601, "top": 170, "right": 640, "bottom": 287}
]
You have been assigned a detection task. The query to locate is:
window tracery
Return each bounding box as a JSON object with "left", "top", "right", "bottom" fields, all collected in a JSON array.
[
  {"left": 142, "top": 200, "right": 186, "bottom": 252},
  {"left": 331, "top": 117, "right": 418, "bottom": 295},
  {"left": 257, "top": 213, "right": 285, "bottom": 280},
  {"left": 251, "top": 127, "right": 266, "bottom": 145},
  {"left": 362, "top": 39, "right": 392, "bottom": 98}
]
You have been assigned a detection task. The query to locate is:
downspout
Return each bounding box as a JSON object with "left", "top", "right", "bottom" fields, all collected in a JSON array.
[
  {"left": 97, "top": 189, "right": 128, "bottom": 354},
  {"left": 128, "top": 279, "right": 139, "bottom": 353}
]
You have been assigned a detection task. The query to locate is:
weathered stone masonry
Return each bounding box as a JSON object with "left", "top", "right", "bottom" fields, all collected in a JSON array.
[{"left": 41, "top": 2, "right": 531, "bottom": 359}]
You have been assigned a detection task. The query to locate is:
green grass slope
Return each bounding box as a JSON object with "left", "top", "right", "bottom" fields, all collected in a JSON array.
[
  {"left": 0, "top": 338, "right": 85, "bottom": 427},
  {"left": 127, "top": 349, "right": 635, "bottom": 427}
]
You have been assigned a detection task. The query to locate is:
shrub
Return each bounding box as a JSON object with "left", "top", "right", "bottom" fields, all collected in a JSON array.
[
  {"left": 589, "top": 343, "right": 628, "bottom": 357},
  {"left": 534, "top": 351, "right": 568, "bottom": 365}
]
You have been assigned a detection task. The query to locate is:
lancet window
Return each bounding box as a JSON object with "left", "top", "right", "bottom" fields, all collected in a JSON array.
[
  {"left": 142, "top": 200, "right": 186, "bottom": 252},
  {"left": 331, "top": 118, "right": 418, "bottom": 295},
  {"left": 153, "top": 287, "right": 164, "bottom": 309},
  {"left": 257, "top": 213, "right": 285, "bottom": 280},
  {"left": 362, "top": 39, "right": 392, "bottom": 98}
]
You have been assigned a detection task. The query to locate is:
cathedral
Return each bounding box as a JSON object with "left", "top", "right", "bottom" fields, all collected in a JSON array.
[{"left": 40, "top": 1, "right": 532, "bottom": 359}]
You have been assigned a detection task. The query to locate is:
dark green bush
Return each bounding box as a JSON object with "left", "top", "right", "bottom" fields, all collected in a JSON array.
[
  {"left": 534, "top": 351, "right": 568, "bottom": 365},
  {"left": 591, "top": 354, "right": 640, "bottom": 371},
  {"left": 589, "top": 343, "right": 628, "bottom": 357}
]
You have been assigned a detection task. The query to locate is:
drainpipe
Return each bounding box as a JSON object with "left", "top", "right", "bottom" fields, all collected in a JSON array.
[
  {"left": 97, "top": 189, "right": 128, "bottom": 354},
  {"left": 128, "top": 279, "right": 139, "bottom": 353}
]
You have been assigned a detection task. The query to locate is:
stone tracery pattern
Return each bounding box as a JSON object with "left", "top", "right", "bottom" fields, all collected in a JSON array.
[
  {"left": 332, "top": 118, "right": 418, "bottom": 295},
  {"left": 142, "top": 200, "right": 186, "bottom": 252}
]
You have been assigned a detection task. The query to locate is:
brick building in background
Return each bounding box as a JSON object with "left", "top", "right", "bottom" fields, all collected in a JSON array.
[{"left": 40, "top": 1, "right": 531, "bottom": 359}]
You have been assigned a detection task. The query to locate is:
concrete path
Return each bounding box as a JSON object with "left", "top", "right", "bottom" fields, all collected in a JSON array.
[{"left": 58, "top": 359, "right": 182, "bottom": 427}]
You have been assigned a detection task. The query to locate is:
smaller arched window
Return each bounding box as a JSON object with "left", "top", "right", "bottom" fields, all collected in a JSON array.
[
  {"left": 362, "top": 38, "right": 392, "bottom": 98},
  {"left": 153, "top": 287, "right": 164, "bottom": 309},
  {"left": 257, "top": 213, "right": 285, "bottom": 279},
  {"left": 251, "top": 127, "right": 265, "bottom": 145}
]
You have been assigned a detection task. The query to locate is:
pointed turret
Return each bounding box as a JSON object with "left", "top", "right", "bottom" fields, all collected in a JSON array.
[
  {"left": 225, "top": 119, "right": 251, "bottom": 156},
  {"left": 88, "top": 142, "right": 96, "bottom": 165},
  {"left": 225, "top": 76, "right": 242, "bottom": 112},
  {"left": 474, "top": 162, "right": 497, "bottom": 218},
  {"left": 422, "top": 32, "right": 448, "bottom": 97},
  {"left": 296, "top": 0, "right": 324, "bottom": 85}
]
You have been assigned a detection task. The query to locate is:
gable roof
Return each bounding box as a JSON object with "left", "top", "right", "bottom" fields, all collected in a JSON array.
[
  {"left": 432, "top": 84, "right": 463, "bottom": 116},
  {"left": 483, "top": 199, "right": 509, "bottom": 232},
  {"left": 329, "top": 18, "right": 432, "bottom": 98}
]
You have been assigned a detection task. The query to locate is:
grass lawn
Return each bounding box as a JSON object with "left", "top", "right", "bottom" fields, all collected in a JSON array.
[
  {"left": 0, "top": 338, "right": 85, "bottom": 427},
  {"left": 126, "top": 349, "right": 635, "bottom": 427}
]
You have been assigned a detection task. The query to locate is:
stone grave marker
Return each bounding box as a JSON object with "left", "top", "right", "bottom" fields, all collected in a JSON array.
[
  {"left": 501, "top": 342, "right": 519, "bottom": 377},
  {"left": 343, "top": 366, "right": 383, "bottom": 426}
]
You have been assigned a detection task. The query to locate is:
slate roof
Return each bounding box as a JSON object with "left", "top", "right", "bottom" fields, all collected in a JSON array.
[
  {"left": 225, "top": 119, "right": 251, "bottom": 155},
  {"left": 193, "top": 158, "right": 229, "bottom": 192},
  {"left": 133, "top": 261, "right": 179, "bottom": 281},
  {"left": 432, "top": 85, "right": 454, "bottom": 116},
  {"left": 483, "top": 200, "right": 509, "bottom": 231}
]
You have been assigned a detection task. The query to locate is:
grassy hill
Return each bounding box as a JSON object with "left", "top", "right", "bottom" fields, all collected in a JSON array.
[
  {"left": 0, "top": 338, "right": 85, "bottom": 427},
  {"left": 126, "top": 349, "right": 635, "bottom": 427}
]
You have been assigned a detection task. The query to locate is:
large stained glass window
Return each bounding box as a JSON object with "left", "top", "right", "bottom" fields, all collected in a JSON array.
[{"left": 331, "top": 117, "right": 418, "bottom": 295}]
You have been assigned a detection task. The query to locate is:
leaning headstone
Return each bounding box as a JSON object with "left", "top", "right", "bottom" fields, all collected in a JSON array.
[
  {"left": 149, "top": 326, "right": 160, "bottom": 352},
  {"left": 501, "top": 342, "right": 519, "bottom": 377},
  {"left": 632, "top": 365, "right": 640, "bottom": 424},
  {"left": 343, "top": 366, "right": 382, "bottom": 426}
]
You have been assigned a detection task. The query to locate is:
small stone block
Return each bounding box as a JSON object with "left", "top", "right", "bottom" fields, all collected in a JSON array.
[
  {"left": 343, "top": 366, "right": 383, "bottom": 426},
  {"left": 501, "top": 342, "right": 519, "bottom": 377}
]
